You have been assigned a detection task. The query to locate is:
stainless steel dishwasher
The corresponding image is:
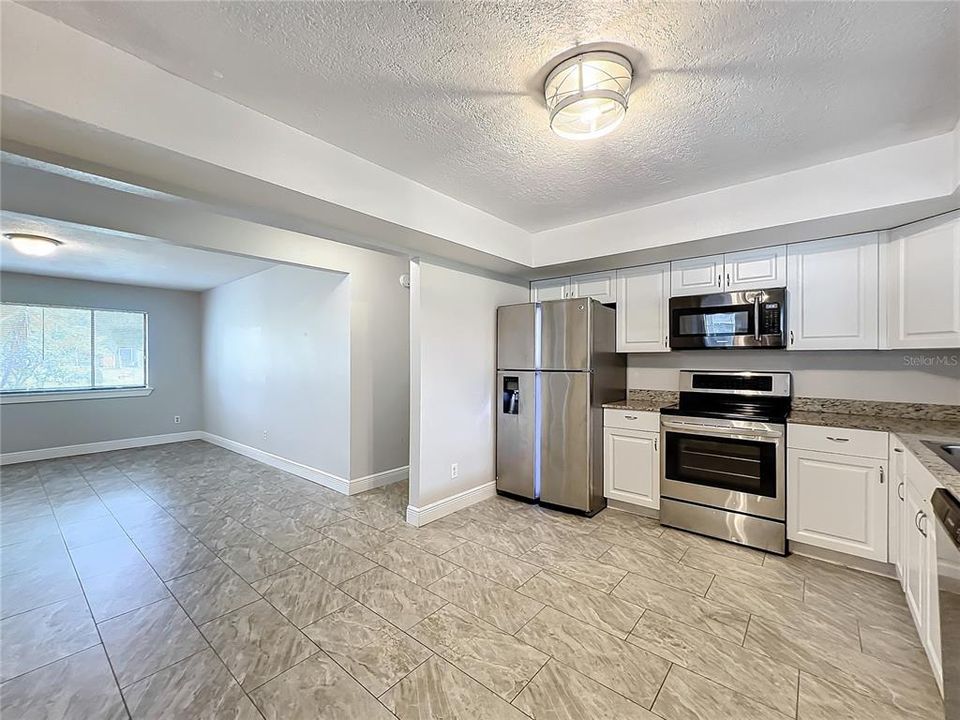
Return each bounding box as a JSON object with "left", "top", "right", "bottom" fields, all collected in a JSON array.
[{"left": 934, "top": 487, "right": 960, "bottom": 719}]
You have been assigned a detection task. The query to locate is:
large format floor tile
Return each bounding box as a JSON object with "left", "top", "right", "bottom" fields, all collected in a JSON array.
[
  {"left": 0, "top": 443, "right": 946, "bottom": 720},
  {"left": 364, "top": 539, "right": 457, "bottom": 587},
  {"left": 167, "top": 560, "right": 262, "bottom": 624},
  {"left": 98, "top": 598, "right": 207, "bottom": 687},
  {"left": 628, "top": 611, "right": 799, "bottom": 716},
  {"left": 517, "top": 570, "right": 643, "bottom": 638},
  {"left": 380, "top": 655, "right": 529, "bottom": 720},
  {"left": 200, "top": 599, "right": 318, "bottom": 691},
  {"left": 519, "top": 543, "right": 627, "bottom": 592},
  {"left": 745, "top": 614, "right": 943, "bottom": 719},
  {"left": 513, "top": 659, "right": 659, "bottom": 720},
  {"left": 303, "top": 602, "right": 432, "bottom": 696},
  {"left": 612, "top": 572, "right": 750, "bottom": 643},
  {"left": 251, "top": 651, "right": 394, "bottom": 720},
  {"left": 409, "top": 603, "right": 547, "bottom": 701},
  {"left": 515, "top": 606, "right": 670, "bottom": 709},
  {"left": 0, "top": 596, "right": 100, "bottom": 682},
  {"left": 0, "top": 645, "right": 127, "bottom": 720},
  {"left": 290, "top": 537, "right": 376, "bottom": 585},
  {"left": 427, "top": 567, "right": 543, "bottom": 634},
  {"left": 340, "top": 566, "right": 446, "bottom": 630},
  {"left": 122, "top": 648, "right": 261, "bottom": 720},
  {"left": 652, "top": 665, "right": 792, "bottom": 720},
  {"left": 252, "top": 564, "right": 353, "bottom": 627},
  {"left": 440, "top": 540, "right": 539, "bottom": 589}
]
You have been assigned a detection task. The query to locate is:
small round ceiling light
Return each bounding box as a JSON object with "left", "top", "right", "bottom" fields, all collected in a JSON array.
[
  {"left": 544, "top": 51, "right": 633, "bottom": 140},
  {"left": 3, "top": 233, "right": 63, "bottom": 257}
]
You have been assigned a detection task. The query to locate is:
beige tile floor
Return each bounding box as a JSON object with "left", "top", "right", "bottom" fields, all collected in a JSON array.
[{"left": 0, "top": 441, "right": 943, "bottom": 719}]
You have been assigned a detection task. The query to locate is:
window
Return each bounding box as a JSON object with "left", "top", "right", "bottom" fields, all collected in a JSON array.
[{"left": 1, "top": 303, "right": 147, "bottom": 394}]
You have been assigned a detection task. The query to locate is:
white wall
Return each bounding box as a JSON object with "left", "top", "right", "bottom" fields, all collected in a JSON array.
[
  {"left": 1, "top": 272, "right": 203, "bottom": 453},
  {"left": 203, "top": 265, "right": 351, "bottom": 479},
  {"left": 627, "top": 350, "right": 960, "bottom": 405},
  {"left": 409, "top": 261, "right": 528, "bottom": 512}
]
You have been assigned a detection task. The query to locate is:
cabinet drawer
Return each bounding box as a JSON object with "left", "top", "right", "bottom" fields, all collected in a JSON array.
[
  {"left": 787, "top": 423, "right": 888, "bottom": 459},
  {"left": 604, "top": 409, "right": 660, "bottom": 432}
]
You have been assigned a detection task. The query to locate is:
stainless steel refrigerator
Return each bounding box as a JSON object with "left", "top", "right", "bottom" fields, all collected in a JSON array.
[{"left": 496, "top": 298, "right": 625, "bottom": 515}]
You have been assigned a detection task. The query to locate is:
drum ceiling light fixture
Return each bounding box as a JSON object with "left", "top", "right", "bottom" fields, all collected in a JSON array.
[{"left": 544, "top": 50, "right": 633, "bottom": 140}]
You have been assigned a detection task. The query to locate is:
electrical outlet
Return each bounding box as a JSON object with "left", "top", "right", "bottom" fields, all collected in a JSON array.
[
  {"left": 451, "top": 463, "right": 458, "bottom": 479},
  {"left": 173, "top": 415, "right": 181, "bottom": 424}
]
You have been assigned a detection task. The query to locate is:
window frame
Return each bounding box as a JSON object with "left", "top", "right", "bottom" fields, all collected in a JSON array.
[{"left": 0, "top": 300, "right": 150, "bottom": 402}]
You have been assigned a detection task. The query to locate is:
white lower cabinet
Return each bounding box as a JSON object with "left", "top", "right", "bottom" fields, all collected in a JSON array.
[
  {"left": 900, "top": 449, "right": 942, "bottom": 687},
  {"left": 787, "top": 448, "right": 888, "bottom": 561},
  {"left": 889, "top": 438, "right": 907, "bottom": 584},
  {"left": 603, "top": 410, "right": 660, "bottom": 510}
]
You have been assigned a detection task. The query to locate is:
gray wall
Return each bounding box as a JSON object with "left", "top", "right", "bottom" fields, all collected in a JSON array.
[
  {"left": 628, "top": 349, "right": 960, "bottom": 405},
  {"left": 1, "top": 272, "right": 203, "bottom": 453}
]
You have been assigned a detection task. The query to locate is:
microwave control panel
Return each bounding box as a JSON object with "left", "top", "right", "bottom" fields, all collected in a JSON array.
[{"left": 761, "top": 303, "right": 782, "bottom": 332}]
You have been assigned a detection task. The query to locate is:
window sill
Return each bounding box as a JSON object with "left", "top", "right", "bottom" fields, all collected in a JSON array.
[{"left": 0, "top": 388, "right": 154, "bottom": 404}]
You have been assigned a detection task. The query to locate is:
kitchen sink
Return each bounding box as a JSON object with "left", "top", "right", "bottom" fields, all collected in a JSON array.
[{"left": 922, "top": 441, "right": 960, "bottom": 472}]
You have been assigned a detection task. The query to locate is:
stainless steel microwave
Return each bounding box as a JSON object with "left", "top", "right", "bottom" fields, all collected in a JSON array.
[{"left": 669, "top": 288, "right": 786, "bottom": 349}]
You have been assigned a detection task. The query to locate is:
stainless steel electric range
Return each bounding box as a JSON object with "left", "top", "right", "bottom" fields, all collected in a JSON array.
[{"left": 659, "top": 370, "right": 791, "bottom": 555}]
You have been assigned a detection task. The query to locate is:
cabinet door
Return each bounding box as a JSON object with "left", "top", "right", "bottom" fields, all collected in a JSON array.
[
  {"left": 786, "top": 233, "right": 879, "bottom": 350},
  {"left": 889, "top": 441, "right": 907, "bottom": 586},
  {"left": 670, "top": 255, "right": 723, "bottom": 297},
  {"left": 904, "top": 478, "right": 926, "bottom": 628},
  {"left": 883, "top": 212, "right": 960, "bottom": 349},
  {"left": 530, "top": 277, "right": 572, "bottom": 302},
  {"left": 787, "top": 449, "right": 887, "bottom": 561},
  {"left": 616, "top": 264, "right": 670, "bottom": 353},
  {"left": 922, "top": 504, "right": 942, "bottom": 685},
  {"left": 603, "top": 428, "right": 659, "bottom": 509},
  {"left": 570, "top": 271, "right": 616, "bottom": 304},
  {"left": 723, "top": 246, "right": 786, "bottom": 292}
]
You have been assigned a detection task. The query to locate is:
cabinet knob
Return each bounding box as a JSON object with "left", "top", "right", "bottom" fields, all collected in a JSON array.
[
  {"left": 726, "top": 273, "right": 731, "bottom": 287},
  {"left": 879, "top": 466, "right": 884, "bottom": 484},
  {"left": 789, "top": 330, "right": 795, "bottom": 345},
  {"left": 897, "top": 481, "right": 904, "bottom": 501},
  {"left": 826, "top": 436, "right": 850, "bottom": 443},
  {"left": 919, "top": 511, "right": 928, "bottom": 538}
]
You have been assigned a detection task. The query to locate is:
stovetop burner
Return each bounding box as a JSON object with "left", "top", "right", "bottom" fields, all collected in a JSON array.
[{"left": 662, "top": 370, "right": 793, "bottom": 423}]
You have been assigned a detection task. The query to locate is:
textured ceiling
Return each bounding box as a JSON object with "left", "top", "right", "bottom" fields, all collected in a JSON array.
[
  {"left": 21, "top": 1, "right": 960, "bottom": 231},
  {"left": 0, "top": 213, "right": 273, "bottom": 290}
]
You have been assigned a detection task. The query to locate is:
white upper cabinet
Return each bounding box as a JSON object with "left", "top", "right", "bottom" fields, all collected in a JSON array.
[
  {"left": 531, "top": 272, "right": 617, "bottom": 303},
  {"left": 882, "top": 212, "right": 960, "bottom": 349},
  {"left": 616, "top": 263, "right": 670, "bottom": 353},
  {"left": 723, "top": 246, "right": 787, "bottom": 292},
  {"left": 530, "top": 277, "right": 572, "bottom": 302},
  {"left": 670, "top": 255, "right": 723, "bottom": 296},
  {"left": 786, "top": 233, "right": 879, "bottom": 350},
  {"left": 570, "top": 271, "right": 617, "bottom": 304}
]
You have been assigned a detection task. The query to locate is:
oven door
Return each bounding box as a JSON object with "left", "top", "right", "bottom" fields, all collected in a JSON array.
[{"left": 661, "top": 416, "right": 785, "bottom": 520}]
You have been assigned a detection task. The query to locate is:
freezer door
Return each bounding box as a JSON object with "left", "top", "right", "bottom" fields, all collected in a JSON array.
[
  {"left": 541, "top": 299, "right": 590, "bottom": 370},
  {"left": 539, "top": 371, "right": 601, "bottom": 513},
  {"left": 497, "top": 303, "right": 538, "bottom": 370},
  {"left": 496, "top": 371, "right": 539, "bottom": 500}
]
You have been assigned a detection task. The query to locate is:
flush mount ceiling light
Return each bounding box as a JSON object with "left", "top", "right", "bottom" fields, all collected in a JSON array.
[
  {"left": 544, "top": 50, "right": 633, "bottom": 140},
  {"left": 3, "top": 233, "right": 63, "bottom": 257}
]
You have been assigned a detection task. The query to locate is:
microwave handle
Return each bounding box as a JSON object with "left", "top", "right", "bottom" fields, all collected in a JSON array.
[{"left": 753, "top": 295, "right": 761, "bottom": 341}]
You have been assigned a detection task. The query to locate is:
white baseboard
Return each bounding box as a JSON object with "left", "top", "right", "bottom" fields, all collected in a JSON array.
[
  {"left": 406, "top": 481, "right": 496, "bottom": 527},
  {"left": 0, "top": 431, "right": 204, "bottom": 465},
  {"left": 348, "top": 466, "right": 408, "bottom": 495},
  {"left": 200, "top": 432, "right": 351, "bottom": 495}
]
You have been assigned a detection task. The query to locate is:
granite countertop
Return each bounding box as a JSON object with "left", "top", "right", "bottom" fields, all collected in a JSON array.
[
  {"left": 603, "top": 389, "right": 679, "bottom": 413},
  {"left": 603, "top": 398, "right": 674, "bottom": 412}
]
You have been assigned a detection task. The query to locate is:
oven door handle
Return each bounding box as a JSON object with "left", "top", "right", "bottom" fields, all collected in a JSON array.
[{"left": 660, "top": 420, "right": 783, "bottom": 440}]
